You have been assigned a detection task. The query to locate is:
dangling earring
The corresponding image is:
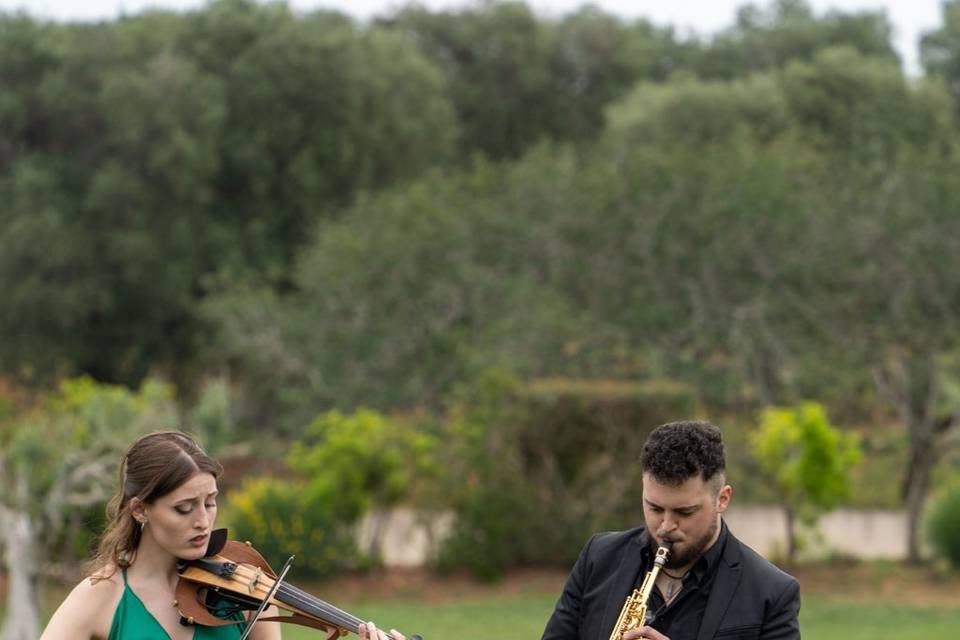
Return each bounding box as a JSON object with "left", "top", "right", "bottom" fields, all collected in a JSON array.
[{"left": 139, "top": 519, "right": 146, "bottom": 533}]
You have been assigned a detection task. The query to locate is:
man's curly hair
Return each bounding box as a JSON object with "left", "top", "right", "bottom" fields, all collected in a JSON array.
[{"left": 640, "top": 420, "right": 726, "bottom": 488}]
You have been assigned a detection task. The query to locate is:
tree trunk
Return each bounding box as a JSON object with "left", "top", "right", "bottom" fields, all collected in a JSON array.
[
  {"left": 901, "top": 414, "right": 955, "bottom": 562},
  {"left": 783, "top": 505, "right": 797, "bottom": 565},
  {"left": 0, "top": 503, "right": 41, "bottom": 640},
  {"left": 902, "top": 425, "right": 935, "bottom": 562},
  {"left": 875, "top": 353, "right": 950, "bottom": 563}
]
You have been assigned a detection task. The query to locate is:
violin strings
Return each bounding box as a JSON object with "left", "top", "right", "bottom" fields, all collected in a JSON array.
[
  {"left": 211, "top": 561, "right": 400, "bottom": 637},
  {"left": 275, "top": 582, "right": 361, "bottom": 629},
  {"left": 228, "top": 564, "right": 358, "bottom": 628}
]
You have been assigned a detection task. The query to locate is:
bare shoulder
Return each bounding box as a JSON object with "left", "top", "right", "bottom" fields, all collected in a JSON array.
[
  {"left": 40, "top": 570, "right": 125, "bottom": 640},
  {"left": 80, "top": 569, "right": 126, "bottom": 609}
]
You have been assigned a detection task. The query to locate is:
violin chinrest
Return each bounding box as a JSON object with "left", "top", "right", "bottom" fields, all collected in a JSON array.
[{"left": 205, "top": 528, "right": 229, "bottom": 557}]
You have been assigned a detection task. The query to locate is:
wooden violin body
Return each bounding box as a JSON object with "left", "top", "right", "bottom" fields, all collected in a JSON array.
[{"left": 175, "top": 529, "right": 417, "bottom": 640}]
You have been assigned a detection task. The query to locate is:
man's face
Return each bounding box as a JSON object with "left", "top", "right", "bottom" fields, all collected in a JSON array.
[{"left": 641, "top": 472, "right": 732, "bottom": 569}]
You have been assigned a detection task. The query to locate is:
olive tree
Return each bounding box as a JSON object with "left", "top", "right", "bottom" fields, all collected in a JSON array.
[{"left": 0, "top": 378, "right": 177, "bottom": 640}]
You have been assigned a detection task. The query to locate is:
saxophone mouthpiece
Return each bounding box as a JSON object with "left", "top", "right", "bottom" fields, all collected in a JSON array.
[{"left": 654, "top": 540, "right": 672, "bottom": 566}]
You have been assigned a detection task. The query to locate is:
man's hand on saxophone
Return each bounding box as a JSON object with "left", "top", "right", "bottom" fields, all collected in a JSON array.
[{"left": 623, "top": 626, "right": 669, "bottom": 640}]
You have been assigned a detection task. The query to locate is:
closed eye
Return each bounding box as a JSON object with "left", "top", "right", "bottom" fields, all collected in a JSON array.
[{"left": 175, "top": 502, "right": 216, "bottom": 515}]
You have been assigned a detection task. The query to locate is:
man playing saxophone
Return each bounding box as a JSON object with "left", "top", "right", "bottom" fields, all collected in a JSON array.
[{"left": 541, "top": 421, "right": 800, "bottom": 640}]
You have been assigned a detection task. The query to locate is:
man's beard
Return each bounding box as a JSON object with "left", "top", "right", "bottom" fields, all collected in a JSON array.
[{"left": 651, "top": 516, "right": 719, "bottom": 569}]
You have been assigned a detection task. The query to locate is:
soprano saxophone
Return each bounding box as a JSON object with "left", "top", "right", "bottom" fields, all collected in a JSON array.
[{"left": 607, "top": 541, "right": 672, "bottom": 640}]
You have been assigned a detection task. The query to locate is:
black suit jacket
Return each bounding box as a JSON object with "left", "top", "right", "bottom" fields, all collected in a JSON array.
[{"left": 541, "top": 524, "right": 800, "bottom": 640}]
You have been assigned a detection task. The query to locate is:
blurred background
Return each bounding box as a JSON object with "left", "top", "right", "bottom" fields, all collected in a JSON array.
[{"left": 2, "top": 0, "right": 960, "bottom": 637}]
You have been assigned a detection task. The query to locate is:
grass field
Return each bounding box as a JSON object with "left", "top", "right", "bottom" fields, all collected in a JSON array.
[
  {"left": 272, "top": 596, "right": 960, "bottom": 640},
  {"left": 282, "top": 593, "right": 559, "bottom": 639},
  {"left": 281, "top": 563, "right": 960, "bottom": 640},
  {"left": 798, "top": 598, "right": 960, "bottom": 640},
  {"left": 11, "top": 565, "right": 960, "bottom": 639}
]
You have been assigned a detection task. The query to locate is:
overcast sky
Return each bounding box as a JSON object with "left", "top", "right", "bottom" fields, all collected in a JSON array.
[{"left": 0, "top": 0, "right": 944, "bottom": 75}]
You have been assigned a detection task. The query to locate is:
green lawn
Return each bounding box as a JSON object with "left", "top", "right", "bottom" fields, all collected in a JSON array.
[
  {"left": 277, "top": 594, "right": 960, "bottom": 640},
  {"left": 279, "top": 593, "right": 558, "bottom": 639},
  {"left": 799, "top": 597, "right": 960, "bottom": 640},
  {"left": 16, "top": 585, "right": 960, "bottom": 639}
]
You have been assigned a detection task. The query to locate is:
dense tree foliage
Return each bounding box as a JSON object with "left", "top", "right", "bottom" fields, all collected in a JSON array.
[
  {"left": 922, "top": 1, "right": 960, "bottom": 107},
  {"left": 381, "top": 2, "right": 683, "bottom": 158},
  {"left": 1, "top": 0, "right": 916, "bottom": 389},
  {"left": 692, "top": 0, "right": 897, "bottom": 79},
  {"left": 0, "top": 0, "right": 458, "bottom": 386},
  {"left": 3, "top": 0, "right": 960, "bottom": 576},
  {"left": 206, "top": 37, "right": 960, "bottom": 559}
]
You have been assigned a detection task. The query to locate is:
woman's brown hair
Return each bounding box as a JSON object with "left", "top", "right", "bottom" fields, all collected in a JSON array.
[{"left": 88, "top": 431, "right": 222, "bottom": 581}]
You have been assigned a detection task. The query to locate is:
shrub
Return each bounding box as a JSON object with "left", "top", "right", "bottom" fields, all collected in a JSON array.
[
  {"left": 749, "top": 402, "right": 861, "bottom": 564},
  {"left": 289, "top": 409, "right": 440, "bottom": 515},
  {"left": 223, "top": 408, "right": 439, "bottom": 577},
  {"left": 223, "top": 476, "right": 360, "bottom": 578},
  {"left": 437, "top": 372, "right": 696, "bottom": 579},
  {"left": 436, "top": 482, "right": 538, "bottom": 581},
  {"left": 926, "top": 479, "right": 960, "bottom": 569}
]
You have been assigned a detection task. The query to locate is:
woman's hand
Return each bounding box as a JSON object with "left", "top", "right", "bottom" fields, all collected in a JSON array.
[{"left": 359, "top": 621, "right": 405, "bottom": 640}]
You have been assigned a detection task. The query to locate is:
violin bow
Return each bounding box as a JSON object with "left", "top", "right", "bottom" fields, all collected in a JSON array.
[{"left": 238, "top": 555, "right": 295, "bottom": 640}]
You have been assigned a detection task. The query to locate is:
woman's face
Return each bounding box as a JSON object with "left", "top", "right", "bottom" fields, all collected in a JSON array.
[{"left": 141, "top": 472, "right": 218, "bottom": 560}]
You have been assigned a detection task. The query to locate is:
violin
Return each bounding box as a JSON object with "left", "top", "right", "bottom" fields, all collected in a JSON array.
[{"left": 174, "top": 529, "right": 422, "bottom": 640}]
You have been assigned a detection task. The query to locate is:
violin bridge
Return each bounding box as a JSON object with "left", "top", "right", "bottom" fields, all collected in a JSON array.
[{"left": 249, "top": 567, "right": 262, "bottom": 593}]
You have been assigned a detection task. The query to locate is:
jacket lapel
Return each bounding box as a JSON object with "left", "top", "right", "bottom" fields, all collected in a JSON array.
[
  {"left": 696, "top": 536, "right": 743, "bottom": 640},
  {"left": 598, "top": 531, "right": 647, "bottom": 640}
]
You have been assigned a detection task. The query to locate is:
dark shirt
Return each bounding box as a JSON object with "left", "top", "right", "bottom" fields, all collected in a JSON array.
[{"left": 638, "top": 522, "right": 730, "bottom": 640}]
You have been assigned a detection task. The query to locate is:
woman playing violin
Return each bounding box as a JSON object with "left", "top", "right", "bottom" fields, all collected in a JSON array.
[{"left": 41, "top": 431, "right": 402, "bottom": 640}]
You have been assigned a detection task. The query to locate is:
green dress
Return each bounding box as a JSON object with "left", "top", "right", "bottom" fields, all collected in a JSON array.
[{"left": 108, "top": 569, "right": 246, "bottom": 639}]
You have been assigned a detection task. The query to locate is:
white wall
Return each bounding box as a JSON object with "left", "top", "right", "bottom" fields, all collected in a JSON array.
[
  {"left": 724, "top": 505, "right": 909, "bottom": 560},
  {"left": 357, "top": 508, "right": 454, "bottom": 568},
  {"left": 361, "top": 506, "right": 911, "bottom": 567}
]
